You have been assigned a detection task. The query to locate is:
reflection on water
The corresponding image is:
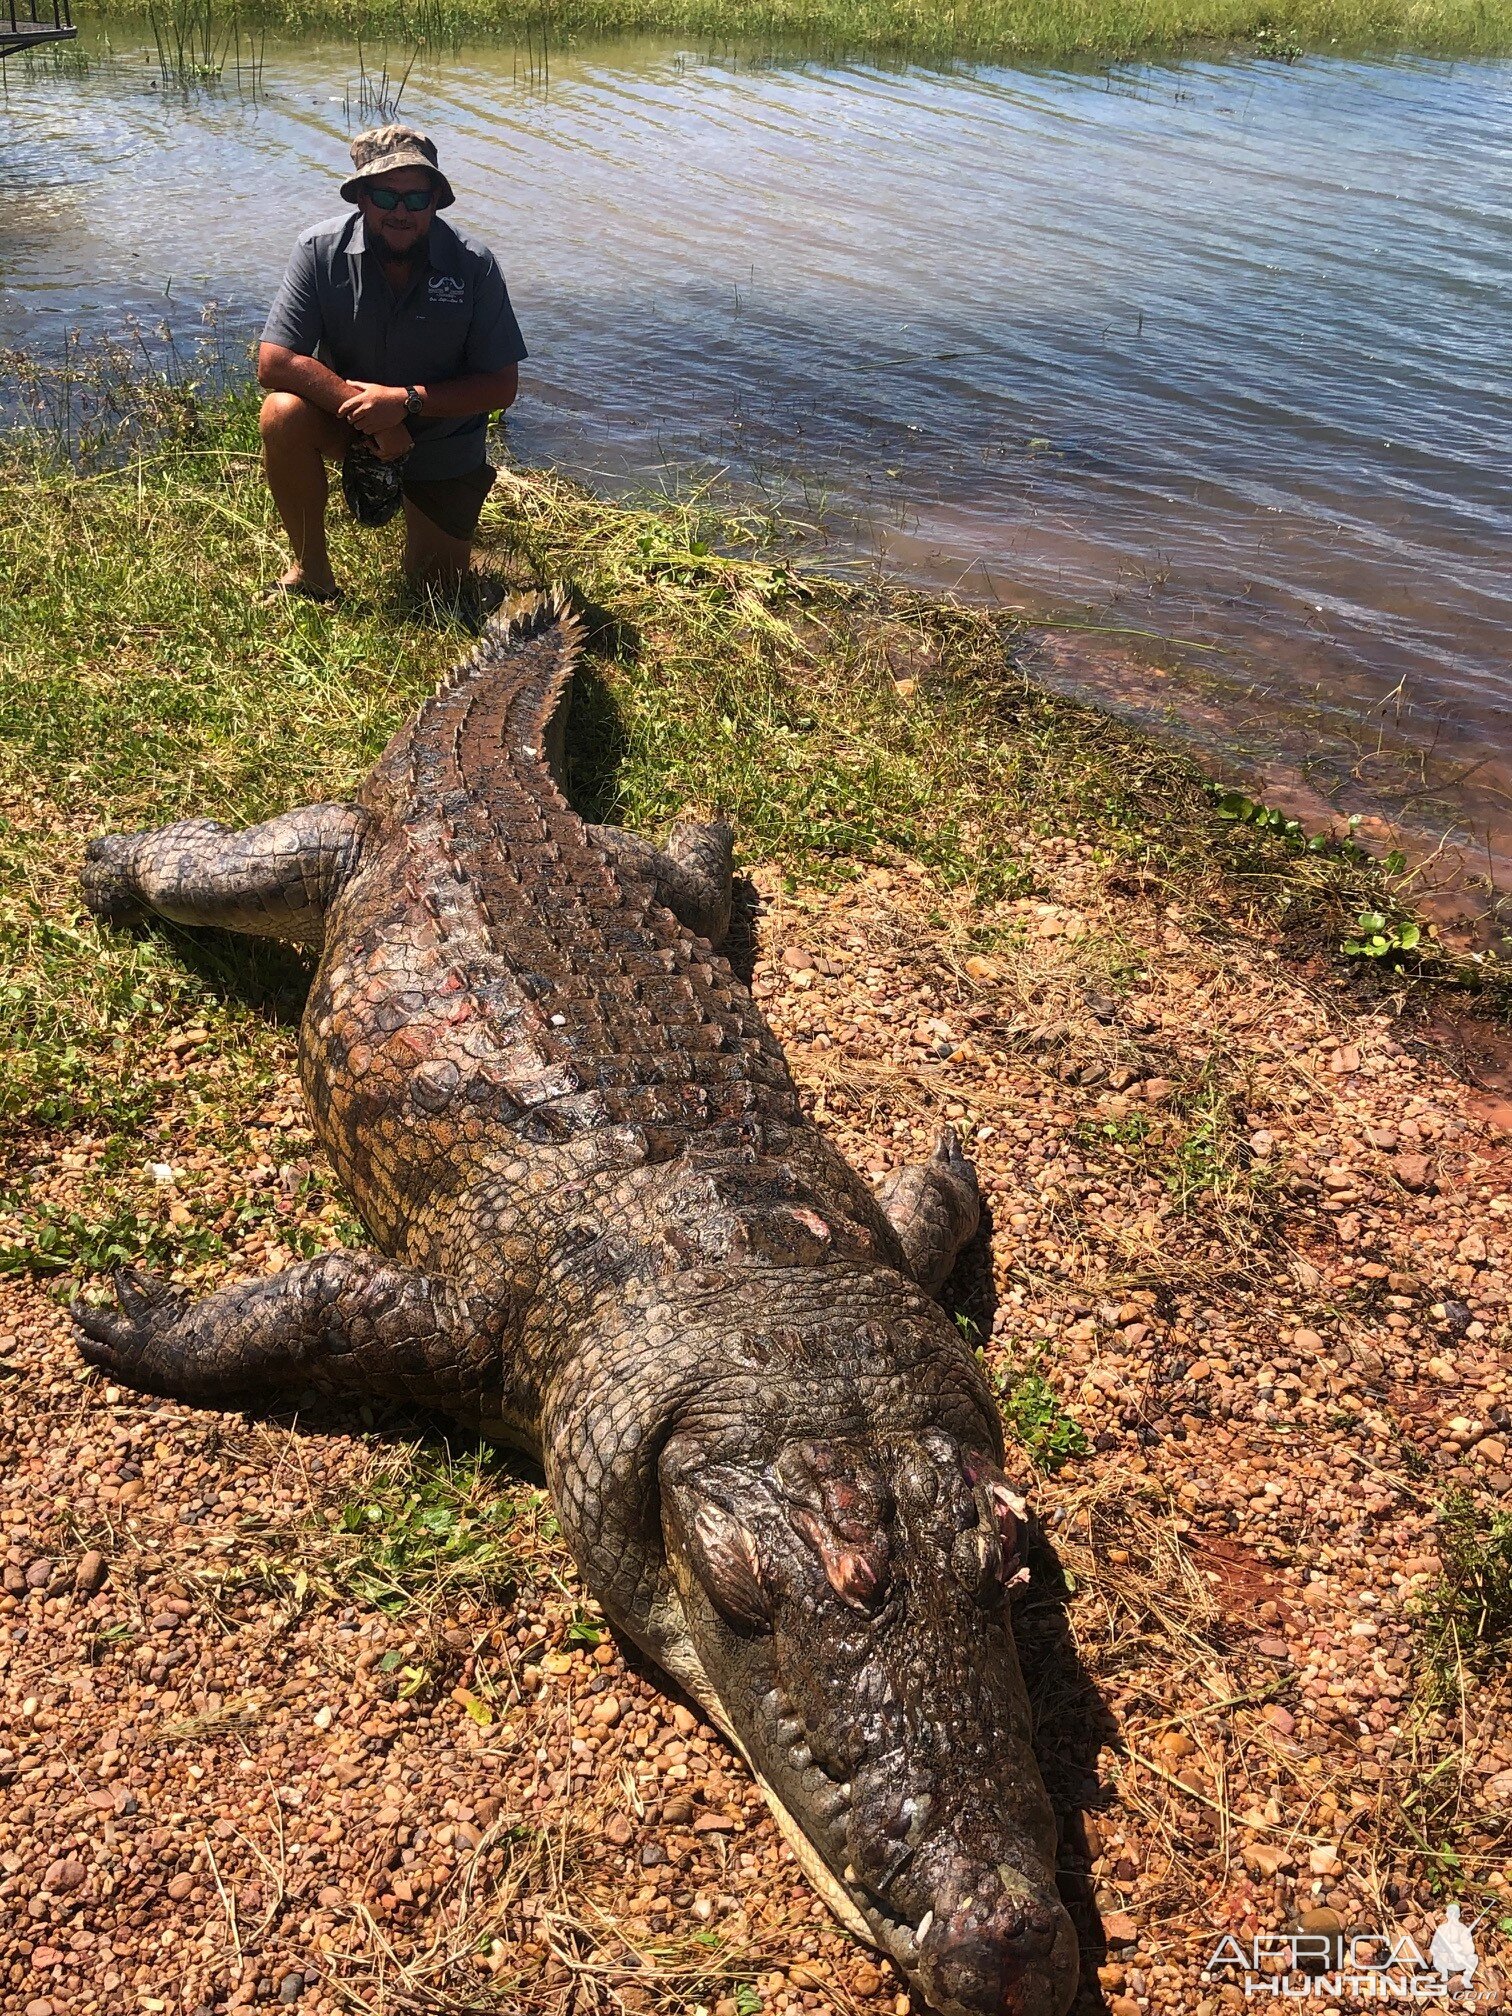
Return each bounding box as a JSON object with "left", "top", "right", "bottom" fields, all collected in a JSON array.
[{"left": 3, "top": 35, "right": 1510, "bottom": 898}]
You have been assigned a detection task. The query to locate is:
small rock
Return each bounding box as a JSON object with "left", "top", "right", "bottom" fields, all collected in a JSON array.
[
  {"left": 1111, "top": 1999, "right": 1142, "bottom": 2016},
  {"left": 318, "top": 1886, "right": 346, "bottom": 1909},
  {"left": 1292, "top": 1328, "right": 1324, "bottom": 1355},
  {"left": 1328, "top": 1045, "right": 1361, "bottom": 1075},
  {"left": 590, "top": 1693, "right": 621, "bottom": 1726},
  {"left": 1101, "top": 1910, "right": 1138, "bottom": 1946},
  {"left": 781, "top": 946, "right": 814, "bottom": 972},
  {"left": 167, "top": 1872, "right": 195, "bottom": 1901},
  {"left": 1140, "top": 1078, "right": 1174, "bottom": 1106},
  {"left": 1308, "top": 1845, "right": 1340, "bottom": 1875},
  {"left": 24, "top": 1558, "right": 53, "bottom": 1590},
  {"left": 1395, "top": 1154, "right": 1433, "bottom": 1192},
  {"left": 44, "top": 1858, "right": 86, "bottom": 1893},
  {"left": 74, "top": 1551, "right": 108, "bottom": 1594},
  {"left": 29, "top": 1948, "right": 64, "bottom": 1972},
  {"left": 1481, "top": 1769, "right": 1512, "bottom": 1808},
  {"left": 278, "top": 1972, "right": 303, "bottom": 2005},
  {"left": 693, "top": 1810, "right": 738, "bottom": 1832},
  {"left": 1255, "top": 1637, "right": 1291, "bottom": 1661},
  {"left": 603, "top": 1812, "right": 635, "bottom": 1846},
  {"left": 25, "top": 1999, "right": 54, "bottom": 2016},
  {"left": 671, "top": 1704, "right": 698, "bottom": 1734},
  {"left": 662, "top": 1795, "right": 695, "bottom": 1824},
  {"left": 853, "top": 1961, "right": 884, "bottom": 1996},
  {"left": 1263, "top": 1704, "right": 1296, "bottom": 1736},
  {"left": 640, "top": 1840, "right": 667, "bottom": 1867}
]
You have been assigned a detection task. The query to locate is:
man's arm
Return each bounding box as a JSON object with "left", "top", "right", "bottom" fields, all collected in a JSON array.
[
  {"left": 257, "top": 343, "right": 358, "bottom": 417},
  {"left": 337, "top": 366, "right": 519, "bottom": 434}
]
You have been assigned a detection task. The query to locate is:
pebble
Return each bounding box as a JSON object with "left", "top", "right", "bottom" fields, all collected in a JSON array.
[{"left": 74, "top": 1549, "right": 108, "bottom": 1593}]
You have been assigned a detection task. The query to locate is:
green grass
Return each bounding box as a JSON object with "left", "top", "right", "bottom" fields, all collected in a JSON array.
[
  {"left": 80, "top": 0, "right": 1512, "bottom": 59},
  {"left": 1415, "top": 1491, "right": 1512, "bottom": 1700},
  {"left": 334, "top": 1442, "right": 561, "bottom": 1614}
]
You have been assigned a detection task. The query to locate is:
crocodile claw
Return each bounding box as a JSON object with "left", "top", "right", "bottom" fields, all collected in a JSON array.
[{"left": 72, "top": 1265, "right": 184, "bottom": 1376}]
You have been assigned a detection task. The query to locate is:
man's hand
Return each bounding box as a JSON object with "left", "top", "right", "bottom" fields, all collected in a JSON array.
[
  {"left": 370, "top": 423, "right": 414, "bottom": 463},
  {"left": 338, "top": 382, "right": 411, "bottom": 434}
]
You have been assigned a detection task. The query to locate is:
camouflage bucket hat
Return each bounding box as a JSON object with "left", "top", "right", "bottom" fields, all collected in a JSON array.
[{"left": 340, "top": 124, "right": 456, "bottom": 210}]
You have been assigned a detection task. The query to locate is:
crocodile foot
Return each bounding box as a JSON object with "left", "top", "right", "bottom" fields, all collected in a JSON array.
[
  {"left": 72, "top": 1265, "right": 188, "bottom": 1385},
  {"left": 81, "top": 833, "right": 147, "bottom": 926}
]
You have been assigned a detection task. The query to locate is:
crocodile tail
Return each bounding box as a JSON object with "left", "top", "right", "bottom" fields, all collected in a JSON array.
[
  {"left": 358, "top": 587, "right": 586, "bottom": 814},
  {"left": 454, "top": 587, "right": 586, "bottom": 784}
]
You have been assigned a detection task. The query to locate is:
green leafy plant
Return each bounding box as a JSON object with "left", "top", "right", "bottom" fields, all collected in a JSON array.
[
  {"left": 335, "top": 1445, "right": 554, "bottom": 1614},
  {"left": 1342, "top": 910, "right": 1422, "bottom": 959},
  {"left": 996, "top": 1368, "right": 1089, "bottom": 1471}
]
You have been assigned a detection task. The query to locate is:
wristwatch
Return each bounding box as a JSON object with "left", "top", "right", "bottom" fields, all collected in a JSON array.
[{"left": 403, "top": 385, "right": 424, "bottom": 418}]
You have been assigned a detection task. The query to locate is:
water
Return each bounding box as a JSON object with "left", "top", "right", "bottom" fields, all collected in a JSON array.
[{"left": 4, "top": 34, "right": 1510, "bottom": 907}]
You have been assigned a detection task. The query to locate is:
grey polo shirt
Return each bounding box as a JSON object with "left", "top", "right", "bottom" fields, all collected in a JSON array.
[{"left": 261, "top": 211, "right": 527, "bottom": 481}]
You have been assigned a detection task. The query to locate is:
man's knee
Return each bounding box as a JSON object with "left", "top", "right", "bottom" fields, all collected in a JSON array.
[{"left": 260, "top": 391, "right": 336, "bottom": 453}]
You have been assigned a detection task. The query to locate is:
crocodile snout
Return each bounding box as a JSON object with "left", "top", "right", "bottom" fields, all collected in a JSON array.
[{"left": 915, "top": 1882, "right": 1077, "bottom": 2016}]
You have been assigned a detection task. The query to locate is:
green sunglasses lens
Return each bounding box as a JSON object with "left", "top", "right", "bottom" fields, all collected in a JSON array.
[{"left": 368, "top": 187, "right": 433, "bottom": 212}]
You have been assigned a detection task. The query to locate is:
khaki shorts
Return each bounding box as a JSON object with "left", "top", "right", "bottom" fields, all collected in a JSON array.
[{"left": 402, "top": 461, "right": 497, "bottom": 541}]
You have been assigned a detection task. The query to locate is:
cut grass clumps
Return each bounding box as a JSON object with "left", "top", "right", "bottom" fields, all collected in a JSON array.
[{"left": 1416, "top": 1491, "right": 1512, "bottom": 1699}]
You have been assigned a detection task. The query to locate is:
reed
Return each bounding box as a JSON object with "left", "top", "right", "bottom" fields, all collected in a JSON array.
[{"left": 87, "top": 0, "right": 1512, "bottom": 59}]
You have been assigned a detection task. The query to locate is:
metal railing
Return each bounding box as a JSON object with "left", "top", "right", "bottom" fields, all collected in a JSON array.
[{"left": 1, "top": 0, "right": 77, "bottom": 56}]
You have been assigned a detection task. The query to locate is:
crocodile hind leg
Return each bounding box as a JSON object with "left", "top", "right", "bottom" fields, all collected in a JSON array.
[
  {"left": 71, "top": 1251, "right": 521, "bottom": 1418},
  {"left": 589, "top": 818, "right": 734, "bottom": 947},
  {"left": 877, "top": 1127, "right": 981, "bottom": 1296},
  {"left": 83, "top": 803, "right": 371, "bottom": 948}
]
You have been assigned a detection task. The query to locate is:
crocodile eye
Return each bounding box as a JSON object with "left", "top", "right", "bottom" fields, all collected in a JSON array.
[{"left": 676, "top": 1495, "right": 773, "bottom": 1632}]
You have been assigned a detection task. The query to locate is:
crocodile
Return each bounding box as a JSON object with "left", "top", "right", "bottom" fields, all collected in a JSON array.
[{"left": 73, "top": 594, "right": 1079, "bottom": 2016}]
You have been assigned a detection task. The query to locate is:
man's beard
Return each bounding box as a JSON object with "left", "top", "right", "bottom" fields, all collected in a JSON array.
[{"left": 376, "top": 225, "right": 430, "bottom": 268}]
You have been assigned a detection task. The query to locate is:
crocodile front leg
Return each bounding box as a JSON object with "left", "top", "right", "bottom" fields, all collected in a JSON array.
[
  {"left": 71, "top": 1251, "right": 521, "bottom": 1416},
  {"left": 82, "top": 803, "right": 371, "bottom": 947},
  {"left": 878, "top": 1127, "right": 981, "bottom": 1295}
]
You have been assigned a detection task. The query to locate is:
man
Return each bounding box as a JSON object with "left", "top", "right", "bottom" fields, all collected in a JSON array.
[{"left": 257, "top": 124, "right": 525, "bottom": 602}]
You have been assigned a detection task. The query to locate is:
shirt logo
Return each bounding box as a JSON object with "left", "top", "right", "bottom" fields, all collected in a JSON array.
[{"left": 427, "top": 274, "right": 465, "bottom": 305}]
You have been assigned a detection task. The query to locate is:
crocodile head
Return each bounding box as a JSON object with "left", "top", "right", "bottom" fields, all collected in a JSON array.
[{"left": 658, "top": 1416, "right": 1078, "bottom": 2016}]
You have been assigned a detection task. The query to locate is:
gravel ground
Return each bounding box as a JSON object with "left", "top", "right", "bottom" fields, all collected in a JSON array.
[{"left": 2, "top": 827, "right": 1509, "bottom": 2016}]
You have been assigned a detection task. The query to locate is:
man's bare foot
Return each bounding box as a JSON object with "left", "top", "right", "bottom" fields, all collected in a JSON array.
[{"left": 259, "top": 570, "right": 343, "bottom": 606}]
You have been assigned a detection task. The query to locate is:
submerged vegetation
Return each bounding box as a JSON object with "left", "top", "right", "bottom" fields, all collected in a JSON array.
[{"left": 79, "top": 0, "right": 1512, "bottom": 60}]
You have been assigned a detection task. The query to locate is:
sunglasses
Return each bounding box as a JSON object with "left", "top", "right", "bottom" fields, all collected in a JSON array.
[{"left": 365, "top": 185, "right": 435, "bottom": 213}]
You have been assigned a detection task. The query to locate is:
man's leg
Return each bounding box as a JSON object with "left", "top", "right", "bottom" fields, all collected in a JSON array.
[
  {"left": 259, "top": 392, "right": 352, "bottom": 597},
  {"left": 399, "top": 464, "right": 496, "bottom": 594},
  {"left": 401, "top": 495, "right": 474, "bottom": 593}
]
